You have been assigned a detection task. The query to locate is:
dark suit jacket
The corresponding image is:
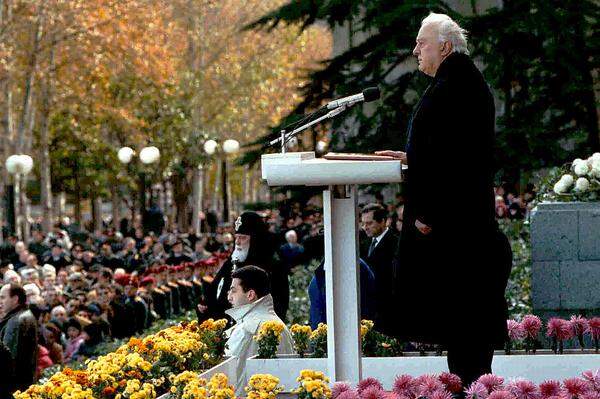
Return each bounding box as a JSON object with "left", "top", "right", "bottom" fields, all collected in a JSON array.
[
  {"left": 397, "top": 52, "right": 511, "bottom": 346},
  {"left": 361, "top": 229, "right": 400, "bottom": 335},
  {"left": 0, "top": 306, "right": 38, "bottom": 391}
]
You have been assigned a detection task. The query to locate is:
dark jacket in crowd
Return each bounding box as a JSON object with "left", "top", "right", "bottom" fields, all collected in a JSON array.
[
  {"left": 398, "top": 52, "right": 512, "bottom": 347},
  {"left": 360, "top": 228, "right": 400, "bottom": 336},
  {"left": 308, "top": 259, "right": 376, "bottom": 330},
  {"left": 0, "top": 305, "right": 38, "bottom": 391},
  {"left": 0, "top": 341, "right": 15, "bottom": 399}
]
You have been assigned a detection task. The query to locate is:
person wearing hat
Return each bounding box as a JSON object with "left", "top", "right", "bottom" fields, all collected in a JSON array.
[
  {"left": 198, "top": 211, "right": 287, "bottom": 322},
  {"left": 64, "top": 318, "right": 85, "bottom": 362},
  {"left": 108, "top": 278, "right": 136, "bottom": 339},
  {"left": 165, "top": 240, "right": 192, "bottom": 266},
  {"left": 42, "top": 244, "right": 71, "bottom": 270},
  {"left": 123, "top": 275, "right": 148, "bottom": 334}
]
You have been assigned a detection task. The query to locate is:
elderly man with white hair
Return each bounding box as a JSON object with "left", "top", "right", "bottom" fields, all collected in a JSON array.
[{"left": 377, "top": 13, "right": 513, "bottom": 387}]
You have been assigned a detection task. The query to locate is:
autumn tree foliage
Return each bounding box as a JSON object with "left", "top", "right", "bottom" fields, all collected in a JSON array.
[{"left": 0, "top": 0, "right": 331, "bottom": 230}]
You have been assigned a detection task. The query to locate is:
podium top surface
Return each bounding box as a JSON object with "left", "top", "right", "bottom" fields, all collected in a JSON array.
[{"left": 261, "top": 152, "right": 404, "bottom": 186}]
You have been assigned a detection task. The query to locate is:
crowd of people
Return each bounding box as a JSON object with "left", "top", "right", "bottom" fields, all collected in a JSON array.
[{"left": 0, "top": 184, "right": 532, "bottom": 396}]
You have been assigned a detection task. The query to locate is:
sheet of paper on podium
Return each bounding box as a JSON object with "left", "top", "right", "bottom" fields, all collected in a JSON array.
[{"left": 323, "top": 152, "right": 397, "bottom": 161}]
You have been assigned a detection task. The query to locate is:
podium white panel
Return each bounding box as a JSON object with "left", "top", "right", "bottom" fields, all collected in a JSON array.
[{"left": 261, "top": 152, "right": 402, "bottom": 186}]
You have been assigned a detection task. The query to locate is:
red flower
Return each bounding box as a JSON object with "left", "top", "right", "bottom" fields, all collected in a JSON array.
[
  {"left": 570, "top": 316, "right": 590, "bottom": 337},
  {"left": 539, "top": 381, "right": 562, "bottom": 399},
  {"left": 333, "top": 382, "right": 352, "bottom": 399},
  {"left": 507, "top": 380, "right": 540, "bottom": 399},
  {"left": 563, "top": 378, "right": 590, "bottom": 398},
  {"left": 508, "top": 320, "right": 526, "bottom": 341},
  {"left": 580, "top": 393, "right": 600, "bottom": 399},
  {"left": 466, "top": 383, "right": 490, "bottom": 399},
  {"left": 547, "top": 318, "right": 574, "bottom": 341},
  {"left": 521, "top": 315, "right": 542, "bottom": 339},
  {"left": 360, "top": 386, "right": 386, "bottom": 399},
  {"left": 477, "top": 374, "right": 505, "bottom": 393},
  {"left": 488, "top": 390, "right": 516, "bottom": 399},
  {"left": 393, "top": 375, "right": 417, "bottom": 397},
  {"left": 586, "top": 318, "right": 600, "bottom": 340},
  {"left": 439, "top": 373, "right": 463, "bottom": 394},
  {"left": 338, "top": 390, "right": 361, "bottom": 399},
  {"left": 415, "top": 375, "right": 444, "bottom": 398},
  {"left": 358, "top": 378, "right": 384, "bottom": 395},
  {"left": 581, "top": 370, "right": 600, "bottom": 393},
  {"left": 430, "top": 390, "right": 453, "bottom": 399}
]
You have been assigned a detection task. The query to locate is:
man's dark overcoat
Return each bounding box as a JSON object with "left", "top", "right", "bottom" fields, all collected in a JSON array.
[{"left": 396, "top": 52, "right": 512, "bottom": 347}]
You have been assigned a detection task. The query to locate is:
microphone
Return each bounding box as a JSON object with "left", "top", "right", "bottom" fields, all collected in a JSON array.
[{"left": 326, "top": 87, "right": 380, "bottom": 110}]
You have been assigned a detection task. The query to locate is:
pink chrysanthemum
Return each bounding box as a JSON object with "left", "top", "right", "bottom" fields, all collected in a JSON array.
[
  {"left": 581, "top": 370, "right": 600, "bottom": 393},
  {"left": 415, "top": 375, "right": 444, "bottom": 398},
  {"left": 339, "top": 390, "right": 361, "bottom": 399},
  {"left": 563, "top": 378, "right": 590, "bottom": 398},
  {"left": 477, "top": 374, "right": 505, "bottom": 393},
  {"left": 521, "top": 315, "right": 542, "bottom": 339},
  {"left": 393, "top": 375, "right": 417, "bottom": 397},
  {"left": 430, "top": 390, "right": 453, "bottom": 399},
  {"left": 539, "top": 381, "right": 562, "bottom": 399},
  {"left": 360, "top": 386, "right": 386, "bottom": 399},
  {"left": 466, "top": 382, "right": 490, "bottom": 399},
  {"left": 508, "top": 320, "right": 527, "bottom": 341},
  {"left": 570, "top": 316, "right": 590, "bottom": 337},
  {"left": 581, "top": 392, "right": 600, "bottom": 399},
  {"left": 586, "top": 318, "right": 600, "bottom": 340},
  {"left": 333, "top": 382, "right": 353, "bottom": 399},
  {"left": 439, "top": 372, "right": 463, "bottom": 394},
  {"left": 358, "top": 378, "right": 384, "bottom": 395},
  {"left": 507, "top": 379, "right": 540, "bottom": 399},
  {"left": 488, "top": 390, "right": 515, "bottom": 399},
  {"left": 547, "top": 318, "right": 574, "bottom": 341}
]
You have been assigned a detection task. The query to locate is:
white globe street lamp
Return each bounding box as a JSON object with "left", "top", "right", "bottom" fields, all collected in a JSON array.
[
  {"left": 222, "top": 139, "right": 240, "bottom": 155},
  {"left": 139, "top": 146, "right": 160, "bottom": 164},
  {"left": 203, "top": 139, "right": 218, "bottom": 155},
  {"left": 5, "top": 154, "right": 34, "bottom": 175},
  {"left": 117, "top": 147, "right": 135, "bottom": 164}
]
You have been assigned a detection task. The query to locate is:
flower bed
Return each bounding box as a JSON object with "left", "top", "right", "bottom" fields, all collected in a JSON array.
[{"left": 16, "top": 319, "right": 228, "bottom": 399}]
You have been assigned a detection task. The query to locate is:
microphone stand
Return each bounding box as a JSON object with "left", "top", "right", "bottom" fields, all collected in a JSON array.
[{"left": 270, "top": 104, "right": 351, "bottom": 153}]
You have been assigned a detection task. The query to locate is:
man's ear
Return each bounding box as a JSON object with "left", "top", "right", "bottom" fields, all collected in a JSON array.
[
  {"left": 441, "top": 41, "right": 452, "bottom": 57},
  {"left": 247, "top": 289, "right": 257, "bottom": 302}
]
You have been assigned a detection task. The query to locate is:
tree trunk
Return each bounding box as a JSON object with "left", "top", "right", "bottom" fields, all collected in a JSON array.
[
  {"left": 191, "top": 165, "right": 203, "bottom": 234},
  {"left": 92, "top": 196, "right": 102, "bottom": 233},
  {"left": 39, "top": 51, "right": 55, "bottom": 233},
  {"left": 212, "top": 160, "right": 222, "bottom": 217},
  {"left": 111, "top": 184, "right": 120, "bottom": 229},
  {"left": 221, "top": 157, "right": 228, "bottom": 223},
  {"left": 13, "top": 173, "right": 22, "bottom": 239},
  {"left": 73, "top": 159, "right": 82, "bottom": 225}
]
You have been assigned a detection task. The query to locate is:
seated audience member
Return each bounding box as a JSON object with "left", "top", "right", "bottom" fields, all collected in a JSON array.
[{"left": 224, "top": 265, "right": 293, "bottom": 394}]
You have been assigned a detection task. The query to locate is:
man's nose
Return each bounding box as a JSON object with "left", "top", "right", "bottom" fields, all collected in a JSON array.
[{"left": 413, "top": 46, "right": 419, "bottom": 56}]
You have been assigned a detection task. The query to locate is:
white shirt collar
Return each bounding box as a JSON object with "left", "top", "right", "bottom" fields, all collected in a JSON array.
[{"left": 373, "top": 228, "right": 388, "bottom": 245}]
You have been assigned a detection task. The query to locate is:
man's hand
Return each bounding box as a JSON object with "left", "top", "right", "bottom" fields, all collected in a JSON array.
[
  {"left": 197, "top": 304, "right": 208, "bottom": 313},
  {"left": 415, "top": 219, "right": 432, "bottom": 235},
  {"left": 375, "top": 150, "right": 407, "bottom": 163}
]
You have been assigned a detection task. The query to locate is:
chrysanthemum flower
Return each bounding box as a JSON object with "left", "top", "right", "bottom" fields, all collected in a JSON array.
[
  {"left": 477, "top": 374, "right": 505, "bottom": 393},
  {"left": 539, "top": 381, "right": 562, "bottom": 398},
  {"left": 488, "top": 390, "right": 516, "bottom": 399},
  {"left": 393, "top": 375, "right": 416, "bottom": 397},
  {"left": 430, "top": 390, "right": 453, "bottom": 399},
  {"left": 547, "top": 318, "right": 573, "bottom": 341},
  {"left": 360, "top": 386, "right": 387, "bottom": 399},
  {"left": 358, "top": 378, "right": 384, "bottom": 395},
  {"left": 563, "top": 378, "right": 590, "bottom": 398},
  {"left": 507, "top": 379, "right": 540, "bottom": 399},
  {"left": 586, "top": 319, "right": 600, "bottom": 340},
  {"left": 415, "top": 375, "right": 444, "bottom": 398},
  {"left": 570, "top": 316, "right": 589, "bottom": 337},
  {"left": 439, "top": 372, "right": 463, "bottom": 394},
  {"left": 581, "top": 370, "right": 600, "bottom": 393},
  {"left": 521, "top": 315, "right": 542, "bottom": 339},
  {"left": 333, "top": 382, "right": 352, "bottom": 399},
  {"left": 466, "top": 382, "right": 489, "bottom": 399},
  {"left": 508, "top": 320, "right": 527, "bottom": 341},
  {"left": 338, "top": 390, "right": 361, "bottom": 399}
]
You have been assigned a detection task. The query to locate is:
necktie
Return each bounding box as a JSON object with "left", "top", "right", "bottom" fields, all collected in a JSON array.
[{"left": 368, "top": 238, "right": 378, "bottom": 257}]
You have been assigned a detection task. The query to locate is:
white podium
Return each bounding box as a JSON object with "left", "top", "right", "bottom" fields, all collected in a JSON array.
[{"left": 261, "top": 152, "right": 403, "bottom": 383}]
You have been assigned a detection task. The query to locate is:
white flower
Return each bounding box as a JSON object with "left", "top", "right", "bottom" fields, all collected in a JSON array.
[
  {"left": 592, "top": 158, "right": 600, "bottom": 171},
  {"left": 560, "top": 174, "right": 574, "bottom": 187},
  {"left": 574, "top": 162, "right": 589, "bottom": 176},
  {"left": 592, "top": 153, "right": 600, "bottom": 162},
  {"left": 554, "top": 181, "right": 568, "bottom": 194},
  {"left": 575, "top": 177, "right": 590, "bottom": 192}
]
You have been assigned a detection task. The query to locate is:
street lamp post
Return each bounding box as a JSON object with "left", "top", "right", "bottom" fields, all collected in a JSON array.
[
  {"left": 204, "top": 138, "right": 239, "bottom": 223},
  {"left": 5, "top": 154, "right": 34, "bottom": 240},
  {"left": 118, "top": 146, "right": 160, "bottom": 228}
]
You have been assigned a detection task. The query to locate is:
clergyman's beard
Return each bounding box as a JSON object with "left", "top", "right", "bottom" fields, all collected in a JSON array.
[{"left": 231, "top": 244, "right": 249, "bottom": 264}]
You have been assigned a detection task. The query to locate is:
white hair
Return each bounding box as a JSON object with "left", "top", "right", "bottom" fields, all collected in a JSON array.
[
  {"left": 285, "top": 230, "right": 297, "bottom": 241},
  {"left": 3, "top": 269, "right": 21, "bottom": 284},
  {"left": 51, "top": 305, "right": 66, "bottom": 318},
  {"left": 421, "top": 13, "right": 469, "bottom": 55},
  {"left": 23, "top": 283, "right": 41, "bottom": 297}
]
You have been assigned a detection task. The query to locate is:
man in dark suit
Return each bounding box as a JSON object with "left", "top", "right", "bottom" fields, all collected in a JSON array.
[
  {"left": 359, "top": 203, "right": 399, "bottom": 336},
  {"left": 377, "top": 13, "right": 512, "bottom": 388}
]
